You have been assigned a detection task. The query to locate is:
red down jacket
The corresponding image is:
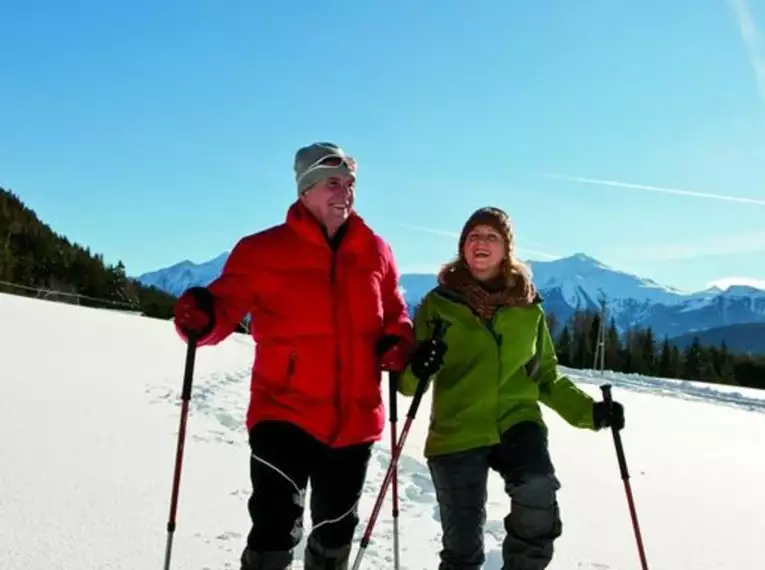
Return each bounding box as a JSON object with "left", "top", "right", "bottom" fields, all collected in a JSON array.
[{"left": 185, "top": 200, "right": 414, "bottom": 448}]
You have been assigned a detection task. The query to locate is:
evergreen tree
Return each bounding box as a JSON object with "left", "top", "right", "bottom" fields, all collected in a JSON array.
[
  {"left": 0, "top": 187, "right": 176, "bottom": 318},
  {"left": 556, "top": 325, "right": 573, "bottom": 366},
  {"left": 605, "top": 318, "right": 622, "bottom": 371},
  {"left": 668, "top": 344, "right": 684, "bottom": 379},
  {"left": 546, "top": 304, "right": 765, "bottom": 391},
  {"left": 640, "top": 327, "right": 657, "bottom": 376},
  {"left": 658, "top": 337, "right": 672, "bottom": 377},
  {"left": 714, "top": 341, "right": 736, "bottom": 384},
  {"left": 684, "top": 337, "right": 703, "bottom": 380},
  {"left": 570, "top": 310, "right": 597, "bottom": 368}
]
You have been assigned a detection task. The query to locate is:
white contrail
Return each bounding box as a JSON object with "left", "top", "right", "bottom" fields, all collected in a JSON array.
[
  {"left": 543, "top": 173, "right": 765, "bottom": 206},
  {"left": 728, "top": 0, "right": 765, "bottom": 108},
  {"left": 610, "top": 229, "right": 765, "bottom": 261},
  {"left": 400, "top": 224, "right": 460, "bottom": 239},
  {"left": 397, "top": 223, "right": 560, "bottom": 259}
]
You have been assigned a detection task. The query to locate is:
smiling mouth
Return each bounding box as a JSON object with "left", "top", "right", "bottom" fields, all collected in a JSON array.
[{"left": 474, "top": 251, "right": 490, "bottom": 258}]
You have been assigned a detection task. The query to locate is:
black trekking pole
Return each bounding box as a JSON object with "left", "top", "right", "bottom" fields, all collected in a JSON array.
[
  {"left": 351, "top": 320, "right": 449, "bottom": 570},
  {"left": 164, "top": 334, "right": 198, "bottom": 570},
  {"left": 388, "top": 371, "right": 401, "bottom": 570},
  {"left": 600, "top": 384, "right": 650, "bottom": 570}
]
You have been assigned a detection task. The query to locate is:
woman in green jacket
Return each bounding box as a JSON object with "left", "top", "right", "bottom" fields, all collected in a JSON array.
[{"left": 398, "top": 206, "right": 625, "bottom": 570}]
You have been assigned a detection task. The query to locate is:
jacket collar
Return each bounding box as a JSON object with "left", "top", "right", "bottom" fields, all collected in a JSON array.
[{"left": 285, "top": 200, "right": 372, "bottom": 253}]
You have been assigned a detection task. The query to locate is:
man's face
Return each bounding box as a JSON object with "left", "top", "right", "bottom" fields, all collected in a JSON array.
[{"left": 300, "top": 173, "right": 356, "bottom": 235}]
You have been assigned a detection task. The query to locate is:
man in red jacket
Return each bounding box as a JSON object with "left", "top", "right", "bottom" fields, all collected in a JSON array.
[{"left": 173, "top": 142, "right": 434, "bottom": 570}]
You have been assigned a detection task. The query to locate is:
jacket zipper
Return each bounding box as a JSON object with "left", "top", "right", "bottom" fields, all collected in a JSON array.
[
  {"left": 484, "top": 312, "right": 502, "bottom": 382},
  {"left": 328, "top": 249, "right": 343, "bottom": 444},
  {"left": 473, "top": 310, "right": 503, "bottom": 439}
]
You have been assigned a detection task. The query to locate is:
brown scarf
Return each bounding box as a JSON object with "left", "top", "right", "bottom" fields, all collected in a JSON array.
[{"left": 438, "top": 262, "right": 537, "bottom": 320}]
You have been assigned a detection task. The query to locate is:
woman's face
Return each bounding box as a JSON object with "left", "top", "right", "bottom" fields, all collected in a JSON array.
[{"left": 463, "top": 224, "right": 505, "bottom": 278}]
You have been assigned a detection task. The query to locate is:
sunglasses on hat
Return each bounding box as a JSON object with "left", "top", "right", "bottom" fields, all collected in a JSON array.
[{"left": 297, "top": 154, "right": 357, "bottom": 187}]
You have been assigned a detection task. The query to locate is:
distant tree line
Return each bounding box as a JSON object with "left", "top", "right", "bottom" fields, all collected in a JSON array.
[
  {"left": 547, "top": 309, "right": 764, "bottom": 391},
  {"left": 409, "top": 299, "right": 764, "bottom": 391},
  {"left": 0, "top": 187, "right": 177, "bottom": 319}
]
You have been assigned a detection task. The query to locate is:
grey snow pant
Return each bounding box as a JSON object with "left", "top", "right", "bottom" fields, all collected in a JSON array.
[{"left": 427, "top": 421, "right": 563, "bottom": 570}]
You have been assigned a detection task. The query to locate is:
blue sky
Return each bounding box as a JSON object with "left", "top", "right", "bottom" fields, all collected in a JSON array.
[{"left": 2, "top": 0, "right": 765, "bottom": 292}]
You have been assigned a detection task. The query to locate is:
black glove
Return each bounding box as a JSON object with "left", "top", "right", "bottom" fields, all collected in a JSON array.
[
  {"left": 375, "top": 334, "right": 414, "bottom": 373},
  {"left": 593, "top": 400, "right": 625, "bottom": 431},
  {"left": 375, "top": 334, "right": 402, "bottom": 355},
  {"left": 409, "top": 337, "right": 447, "bottom": 380}
]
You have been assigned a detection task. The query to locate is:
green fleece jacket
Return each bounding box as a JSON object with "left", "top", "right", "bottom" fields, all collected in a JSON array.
[{"left": 398, "top": 286, "right": 597, "bottom": 457}]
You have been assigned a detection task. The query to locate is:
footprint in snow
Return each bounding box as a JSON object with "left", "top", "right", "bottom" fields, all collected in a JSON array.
[{"left": 403, "top": 471, "right": 435, "bottom": 503}]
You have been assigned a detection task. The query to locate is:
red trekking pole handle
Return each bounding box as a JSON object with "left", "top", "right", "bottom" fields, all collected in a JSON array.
[{"left": 600, "top": 384, "right": 649, "bottom": 570}]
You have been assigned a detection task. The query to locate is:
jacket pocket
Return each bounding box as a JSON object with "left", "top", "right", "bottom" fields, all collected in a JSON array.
[
  {"left": 349, "top": 334, "right": 384, "bottom": 410},
  {"left": 252, "top": 345, "right": 297, "bottom": 393}
]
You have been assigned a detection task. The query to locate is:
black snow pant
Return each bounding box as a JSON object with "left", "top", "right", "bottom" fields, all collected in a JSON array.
[
  {"left": 427, "top": 421, "right": 563, "bottom": 570},
  {"left": 239, "top": 420, "right": 372, "bottom": 570}
]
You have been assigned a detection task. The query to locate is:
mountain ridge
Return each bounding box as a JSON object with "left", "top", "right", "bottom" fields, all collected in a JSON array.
[{"left": 135, "top": 251, "right": 765, "bottom": 341}]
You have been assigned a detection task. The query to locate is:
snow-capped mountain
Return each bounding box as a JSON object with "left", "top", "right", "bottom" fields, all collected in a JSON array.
[
  {"left": 647, "top": 284, "right": 765, "bottom": 338},
  {"left": 135, "top": 252, "right": 765, "bottom": 340},
  {"left": 138, "top": 252, "right": 230, "bottom": 296}
]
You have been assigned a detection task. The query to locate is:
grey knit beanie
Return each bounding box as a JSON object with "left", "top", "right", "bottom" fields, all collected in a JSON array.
[{"left": 293, "top": 142, "right": 356, "bottom": 195}]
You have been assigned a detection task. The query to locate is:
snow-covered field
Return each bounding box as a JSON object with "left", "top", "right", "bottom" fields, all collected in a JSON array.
[{"left": 2, "top": 292, "right": 764, "bottom": 570}]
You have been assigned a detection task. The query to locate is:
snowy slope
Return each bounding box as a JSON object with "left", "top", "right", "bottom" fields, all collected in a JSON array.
[{"left": 2, "top": 292, "right": 765, "bottom": 569}]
